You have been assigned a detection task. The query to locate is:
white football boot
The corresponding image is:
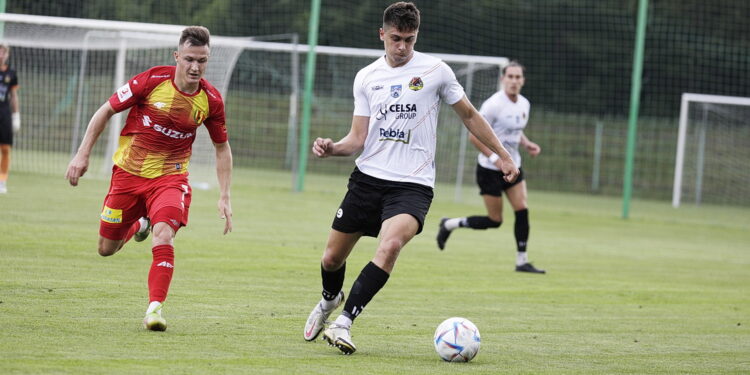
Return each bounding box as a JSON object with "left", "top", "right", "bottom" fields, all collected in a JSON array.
[
  {"left": 303, "top": 291, "right": 344, "bottom": 341},
  {"left": 322, "top": 322, "right": 356, "bottom": 355},
  {"left": 133, "top": 217, "right": 151, "bottom": 242}
]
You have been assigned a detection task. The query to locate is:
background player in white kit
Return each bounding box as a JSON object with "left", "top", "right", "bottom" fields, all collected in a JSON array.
[
  {"left": 302, "top": 1, "right": 519, "bottom": 355},
  {"left": 436, "top": 61, "right": 546, "bottom": 274}
]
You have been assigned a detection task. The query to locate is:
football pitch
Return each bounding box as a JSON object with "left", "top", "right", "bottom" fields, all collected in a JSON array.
[{"left": 1, "top": 168, "right": 748, "bottom": 374}]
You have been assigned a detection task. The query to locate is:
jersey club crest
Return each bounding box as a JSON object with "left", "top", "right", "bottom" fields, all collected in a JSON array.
[
  {"left": 409, "top": 77, "right": 424, "bottom": 91},
  {"left": 390, "top": 84, "right": 402, "bottom": 98}
]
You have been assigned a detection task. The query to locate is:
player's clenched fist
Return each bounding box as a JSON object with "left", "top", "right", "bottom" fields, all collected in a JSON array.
[
  {"left": 501, "top": 162, "right": 519, "bottom": 183},
  {"left": 312, "top": 137, "right": 334, "bottom": 158}
]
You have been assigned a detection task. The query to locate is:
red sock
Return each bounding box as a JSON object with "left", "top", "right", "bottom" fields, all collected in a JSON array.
[
  {"left": 123, "top": 221, "right": 140, "bottom": 243},
  {"left": 148, "top": 244, "right": 174, "bottom": 302}
]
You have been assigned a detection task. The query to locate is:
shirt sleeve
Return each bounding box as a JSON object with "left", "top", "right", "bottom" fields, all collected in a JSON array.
[
  {"left": 352, "top": 70, "right": 370, "bottom": 117},
  {"left": 108, "top": 69, "right": 153, "bottom": 113},
  {"left": 438, "top": 62, "right": 465, "bottom": 105},
  {"left": 10, "top": 71, "right": 18, "bottom": 88},
  {"left": 203, "top": 90, "right": 228, "bottom": 144}
]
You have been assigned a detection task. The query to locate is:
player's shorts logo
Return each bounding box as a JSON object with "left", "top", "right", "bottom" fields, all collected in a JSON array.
[
  {"left": 409, "top": 77, "right": 423, "bottom": 91},
  {"left": 101, "top": 206, "right": 123, "bottom": 224},
  {"left": 390, "top": 84, "right": 402, "bottom": 98}
]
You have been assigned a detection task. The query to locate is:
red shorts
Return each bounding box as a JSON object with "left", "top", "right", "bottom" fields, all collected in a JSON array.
[{"left": 99, "top": 166, "right": 192, "bottom": 240}]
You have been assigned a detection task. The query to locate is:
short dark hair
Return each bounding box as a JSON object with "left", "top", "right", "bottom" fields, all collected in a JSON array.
[
  {"left": 502, "top": 61, "right": 525, "bottom": 76},
  {"left": 179, "top": 26, "right": 210, "bottom": 48},
  {"left": 383, "top": 2, "right": 420, "bottom": 31}
]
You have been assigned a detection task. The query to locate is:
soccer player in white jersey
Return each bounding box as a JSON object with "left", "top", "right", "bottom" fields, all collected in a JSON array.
[
  {"left": 302, "top": 2, "right": 519, "bottom": 355},
  {"left": 436, "top": 61, "right": 546, "bottom": 274}
]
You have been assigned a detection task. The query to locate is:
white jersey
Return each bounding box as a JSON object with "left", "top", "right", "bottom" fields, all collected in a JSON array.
[
  {"left": 477, "top": 90, "right": 530, "bottom": 170},
  {"left": 352, "top": 51, "right": 465, "bottom": 188}
]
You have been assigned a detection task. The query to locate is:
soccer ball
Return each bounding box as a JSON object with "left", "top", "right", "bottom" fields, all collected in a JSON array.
[{"left": 433, "top": 317, "right": 481, "bottom": 362}]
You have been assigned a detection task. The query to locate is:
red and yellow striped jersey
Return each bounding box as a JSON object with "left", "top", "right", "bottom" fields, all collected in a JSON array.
[{"left": 108, "top": 66, "right": 227, "bottom": 178}]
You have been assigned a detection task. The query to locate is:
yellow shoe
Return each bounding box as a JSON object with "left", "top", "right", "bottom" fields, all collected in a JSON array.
[{"left": 143, "top": 302, "right": 167, "bottom": 331}]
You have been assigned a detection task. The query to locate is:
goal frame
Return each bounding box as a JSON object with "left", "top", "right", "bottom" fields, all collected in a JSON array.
[{"left": 672, "top": 93, "right": 750, "bottom": 207}]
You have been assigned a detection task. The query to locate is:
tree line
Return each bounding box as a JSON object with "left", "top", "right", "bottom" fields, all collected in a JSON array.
[{"left": 12, "top": 0, "right": 749, "bottom": 117}]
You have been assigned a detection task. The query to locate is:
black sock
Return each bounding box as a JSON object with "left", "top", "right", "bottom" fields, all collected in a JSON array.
[
  {"left": 514, "top": 209, "right": 529, "bottom": 252},
  {"left": 342, "top": 262, "right": 390, "bottom": 321},
  {"left": 462, "top": 215, "right": 502, "bottom": 229},
  {"left": 321, "top": 262, "right": 346, "bottom": 301}
]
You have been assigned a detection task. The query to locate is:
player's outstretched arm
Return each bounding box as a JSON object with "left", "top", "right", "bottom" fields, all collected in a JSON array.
[
  {"left": 452, "top": 96, "right": 519, "bottom": 182},
  {"left": 65, "top": 102, "right": 116, "bottom": 186},
  {"left": 214, "top": 141, "right": 233, "bottom": 235},
  {"left": 312, "top": 116, "right": 369, "bottom": 158}
]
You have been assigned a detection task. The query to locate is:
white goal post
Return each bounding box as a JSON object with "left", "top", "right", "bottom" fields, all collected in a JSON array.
[{"left": 673, "top": 93, "right": 750, "bottom": 207}]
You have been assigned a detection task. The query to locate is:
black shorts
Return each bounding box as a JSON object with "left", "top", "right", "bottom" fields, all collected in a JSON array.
[
  {"left": 332, "top": 168, "right": 434, "bottom": 237},
  {"left": 0, "top": 111, "right": 12, "bottom": 146},
  {"left": 476, "top": 164, "right": 525, "bottom": 197}
]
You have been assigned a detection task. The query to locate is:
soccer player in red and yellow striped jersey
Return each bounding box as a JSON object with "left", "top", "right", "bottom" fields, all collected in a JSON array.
[{"left": 65, "top": 26, "right": 233, "bottom": 331}]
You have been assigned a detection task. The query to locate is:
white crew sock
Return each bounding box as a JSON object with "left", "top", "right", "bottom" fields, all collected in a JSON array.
[
  {"left": 137, "top": 217, "right": 149, "bottom": 233},
  {"left": 516, "top": 251, "right": 528, "bottom": 266},
  {"left": 320, "top": 295, "right": 340, "bottom": 311},
  {"left": 333, "top": 314, "right": 353, "bottom": 328},
  {"left": 444, "top": 218, "right": 464, "bottom": 231},
  {"left": 146, "top": 301, "right": 162, "bottom": 315}
]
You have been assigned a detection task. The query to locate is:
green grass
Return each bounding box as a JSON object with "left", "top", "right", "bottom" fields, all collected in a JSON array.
[{"left": 1, "top": 169, "right": 748, "bottom": 374}]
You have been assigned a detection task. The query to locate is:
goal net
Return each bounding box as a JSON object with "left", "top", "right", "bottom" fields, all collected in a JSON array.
[
  {"left": 2, "top": 13, "right": 506, "bottom": 192},
  {"left": 672, "top": 93, "right": 750, "bottom": 207},
  {"left": 1, "top": 14, "right": 249, "bottom": 186}
]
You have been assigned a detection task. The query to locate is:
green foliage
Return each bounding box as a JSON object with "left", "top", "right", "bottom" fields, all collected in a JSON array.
[
  {"left": 9, "top": 0, "right": 750, "bottom": 116},
  {"left": 1, "top": 170, "right": 748, "bottom": 374}
]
